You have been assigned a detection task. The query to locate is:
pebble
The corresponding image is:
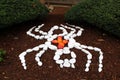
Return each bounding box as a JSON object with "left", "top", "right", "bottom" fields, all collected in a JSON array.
[
  {"left": 45, "top": 42, "right": 51, "bottom": 46},
  {"left": 33, "top": 47, "right": 39, "bottom": 51},
  {"left": 26, "top": 49, "right": 32, "bottom": 53},
  {"left": 77, "top": 31, "right": 82, "bottom": 36},
  {"left": 81, "top": 45, "right": 87, "bottom": 48},
  {"left": 63, "top": 59, "right": 70, "bottom": 67},
  {"left": 38, "top": 62, "right": 42, "bottom": 66},
  {"left": 63, "top": 47, "right": 70, "bottom": 54},
  {"left": 87, "top": 55, "right": 92, "bottom": 59},
  {"left": 99, "top": 55, "right": 103, "bottom": 60},
  {"left": 71, "top": 64, "right": 75, "bottom": 68},
  {"left": 69, "top": 58, "right": 76, "bottom": 63},
  {"left": 87, "top": 46, "right": 94, "bottom": 50},
  {"left": 43, "top": 46, "right": 48, "bottom": 50},
  {"left": 49, "top": 45, "right": 57, "bottom": 50},
  {"left": 85, "top": 68, "right": 89, "bottom": 72},
  {"left": 35, "top": 35, "right": 40, "bottom": 39},
  {"left": 86, "top": 63, "right": 90, "bottom": 67},
  {"left": 68, "top": 42, "right": 74, "bottom": 48},
  {"left": 56, "top": 60, "right": 64, "bottom": 64},
  {"left": 53, "top": 25, "right": 59, "bottom": 29},
  {"left": 98, "top": 68, "right": 102, "bottom": 72},
  {"left": 99, "top": 64, "right": 103, "bottom": 67},
  {"left": 55, "top": 50, "right": 63, "bottom": 55},
  {"left": 71, "top": 52, "right": 76, "bottom": 58},
  {"left": 64, "top": 36, "right": 69, "bottom": 40},
  {"left": 53, "top": 55, "right": 60, "bottom": 60},
  {"left": 94, "top": 47, "right": 101, "bottom": 51}
]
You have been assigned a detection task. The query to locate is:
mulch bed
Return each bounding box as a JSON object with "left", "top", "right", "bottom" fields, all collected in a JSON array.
[{"left": 0, "top": 7, "right": 120, "bottom": 80}]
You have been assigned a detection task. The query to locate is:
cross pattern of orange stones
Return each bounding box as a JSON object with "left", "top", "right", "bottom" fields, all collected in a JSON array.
[{"left": 52, "top": 36, "right": 69, "bottom": 49}]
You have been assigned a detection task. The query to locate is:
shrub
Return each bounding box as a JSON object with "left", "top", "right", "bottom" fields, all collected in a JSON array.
[
  {"left": 65, "top": 0, "right": 120, "bottom": 38},
  {"left": 0, "top": 0, "right": 49, "bottom": 28},
  {"left": 0, "top": 49, "right": 6, "bottom": 62}
]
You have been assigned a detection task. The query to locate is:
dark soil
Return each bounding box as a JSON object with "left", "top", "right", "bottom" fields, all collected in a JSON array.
[{"left": 0, "top": 7, "right": 120, "bottom": 80}]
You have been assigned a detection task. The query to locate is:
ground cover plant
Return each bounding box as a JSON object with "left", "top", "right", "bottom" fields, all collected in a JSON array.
[
  {"left": 0, "top": 0, "right": 49, "bottom": 28},
  {"left": 65, "top": 0, "right": 120, "bottom": 38},
  {"left": 0, "top": 49, "right": 6, "bottom": 62}
]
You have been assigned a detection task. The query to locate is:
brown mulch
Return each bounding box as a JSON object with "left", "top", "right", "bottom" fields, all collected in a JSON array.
[{"left": 0, "top": 7, "right": 120, "bottom": 80}]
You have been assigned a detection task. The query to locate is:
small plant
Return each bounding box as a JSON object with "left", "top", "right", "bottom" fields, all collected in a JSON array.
[{"left": 0, "top": 49, "right": 6, "bottom": 62}]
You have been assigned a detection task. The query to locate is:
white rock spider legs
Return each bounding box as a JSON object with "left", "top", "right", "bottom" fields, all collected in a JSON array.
[{"left": 19, "top": 24, "right": 103, "bottom": 72}]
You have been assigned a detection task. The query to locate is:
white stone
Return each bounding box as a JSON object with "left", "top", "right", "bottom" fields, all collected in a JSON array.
[
  {"left": 53, "top": 25, "right": 59, "bottom": 29},
  {"left": 86, "top": 63, "right": 90, "bottom": 67},
  {"left": 47, "top": 38, "right": 53, "bottom": 41},
  {"left": 87, "top": 60, "right": 91, "bottom": 63},
  {"left": 69, "top": 59, "right": 76, "bottom": 63},
  {"left": 20, "top": 57, "right": 25, "bottom": 62},
  {"left": 64, "top": 36, "right": 69, "bottom": 40},
  {"left": 69, "top": 38, "right": 76, "bottom": 43},
  {"left": 81, "top": 45, "right": 87, "bottom": 48},
  {"left": 35, "top": 57, "right": 39, "bottom": 61},
  {"left": 38, "top": 62, "right": 42, "bottom": 66},
  {"left": 87, "top": 46, "right": 94, "bottom": 50},
  {"left": 60, "top": 64, "right": 63, "bottom": 68},
  {"left": 22, "top": 63, "right": 26, "bottom": 67},
  {"left": 49, "top": 45, "right": 57, "bottom": 50},
  {"left": 85, "top": 68, "right": 89, "bottom": 72},
  {"left": 43, "top": 46, "right": 48, "bottom": 50},
  {"left": 99, "top": 60, "right": 102, "bottom": 63},
  {"left": 81, "top": 49, "right": 90, "bottom": 54},
  {"left": 87, "top": 55, "right": 92, "bottom": 59},
  {"left": 51, "top": 34, "right": 57, "bottom": 39},
  {"left": 56, "top": 60, "right": 63, "bottom": 64},
  {"left": 55, "top": 50, "right": 63, "bottom": 55},
  {"left": 94, "top": 47, "right": 101, "bottom": 51},
  {"left": 19, "top": 52, "right": 26, "bottom": 57},
  {"left": 33, "top": 47, "right": 39, "bottom": 51},
  {"left": 53, "top": 55, "right": 60, "bottom": 60},
  {"left": 75, "top": 42, "right": 80, "bottom": 47},
  {"left": 45, "top": 42, "right": 51, "bottom": 46},
  {"left": 38, "top": 44, "right": 45, "bottom": 48},
  {"left": 71, "top": 34, "right": 77, "bottom": 38},
  {"left": 99, "top": 55, "right": 103, "bottom": 60},
  {"left": 35, "top": 29, "right": 39, "bottom": 32},
  {"left": 63, "top": 59, "right": 70, "bottom": 67},
  {"left": 26, "top": 31, "right": 30, "bottom": 35},
  {"left": 98, "top": 68, "right": 102, "bottom": 72},
  {"left": 77, "top": 31, "right": 82, "bottom": 36},
  {"left": 26, "top": 49, "right": 32, "bottom": 53},
  {"left": 71, "top": 52, "right": 76, "bottom": 58},
  {"left": 71, "top": 64, "right": 75, "bottom": 68},
  {"left": 99, "top": 64, "right": 103, "bottom": 67},
  {"left": 63, "top": 47, "right": 70, "bottom": 54}
]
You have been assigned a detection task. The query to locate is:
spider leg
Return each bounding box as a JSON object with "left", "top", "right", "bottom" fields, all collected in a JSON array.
[
  {"left": 65, "top": 23, "right": 84, "bottom": 37},
  {"left": 26, "top": 24, "right": 47, "bottom": 40},
  {"left": 19, "top": 44, "right": 45, "bottom": 70},
  {"left": 35, "top": 49, "right": 46, "bottom": 66},
  {"left": 60, "top": 24, "right": 76, "bottom": 39},
  {"left": 74, "top": 44, "right": 92, "bottom": 72},
  {"left": 80, "top": 45, "right": 103, "bottom": 72}
]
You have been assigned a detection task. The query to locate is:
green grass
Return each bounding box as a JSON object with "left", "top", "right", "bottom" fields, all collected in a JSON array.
[
  {"left": 0, "top": 0, "right": 49, "bottom": 28},
  {"left": 65, "top": 0, "right": 120, "bottom": 38},
  {"left": 0, "top": 49, "right": 6, "bottom": 62}
]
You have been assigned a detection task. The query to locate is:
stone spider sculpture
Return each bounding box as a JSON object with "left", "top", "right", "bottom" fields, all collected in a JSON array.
[{"left": 19, "top": 24, "right": 103, "bottom": 72}]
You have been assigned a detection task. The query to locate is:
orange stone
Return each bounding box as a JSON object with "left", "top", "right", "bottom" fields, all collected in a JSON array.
[{"left": 52, "top": 36, "right": 69, "bottom": 49}]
